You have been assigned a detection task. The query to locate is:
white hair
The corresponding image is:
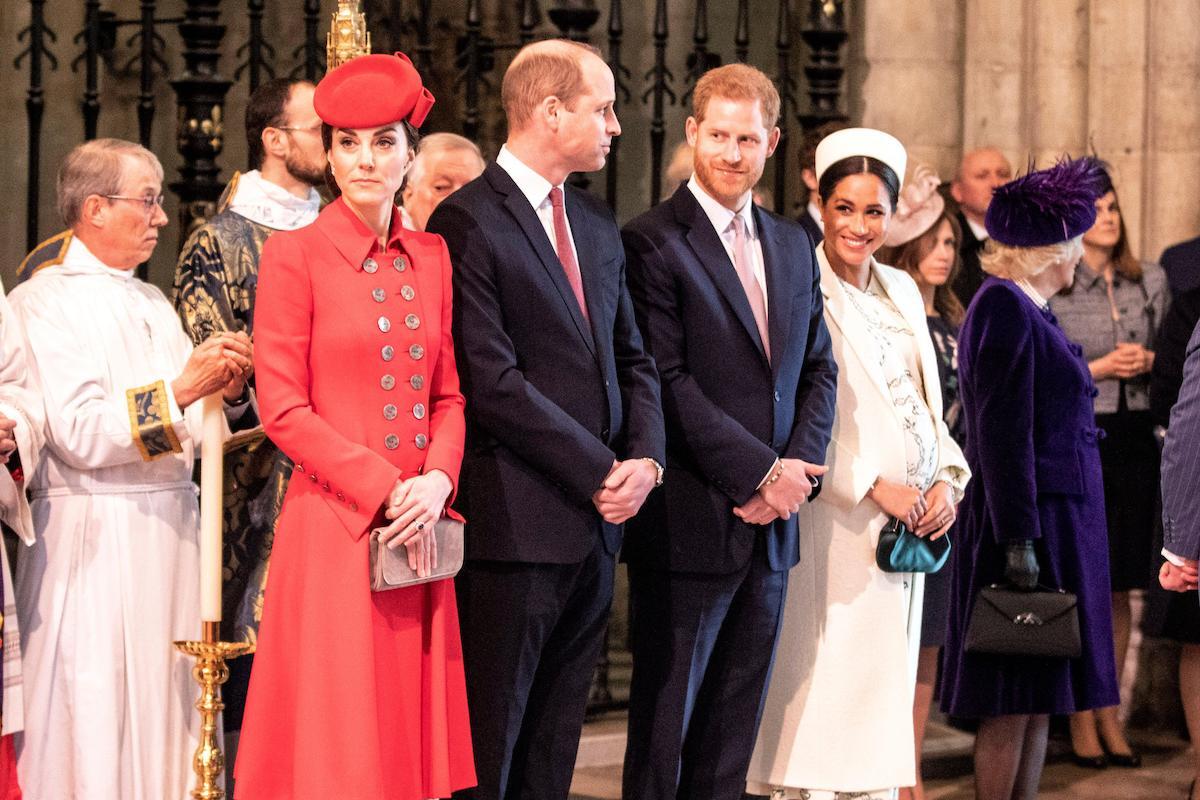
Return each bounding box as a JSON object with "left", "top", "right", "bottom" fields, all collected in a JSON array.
[{"left": 407, "top": 132, "right": 484, "bottom": 187}]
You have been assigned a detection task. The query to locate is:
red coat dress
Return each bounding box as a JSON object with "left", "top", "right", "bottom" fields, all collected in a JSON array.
[{"left": 234, "top": 199, "right": 475, "bottom": 798}]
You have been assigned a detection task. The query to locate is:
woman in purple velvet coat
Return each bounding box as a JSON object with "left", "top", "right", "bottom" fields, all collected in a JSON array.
[{"left": 940, "top": 157, "right": 1119, "bottom": 800}]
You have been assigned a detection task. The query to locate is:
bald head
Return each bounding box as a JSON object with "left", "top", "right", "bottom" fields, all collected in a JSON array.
[
  {"left": 401, "top": 133, "right": 486, "bottom": 231},
  {"left": 952, "top": 147, "right": 1012, "bottom": 224},
  {"left": 501, "top": 39, "right": 605, "bottom": 132}
]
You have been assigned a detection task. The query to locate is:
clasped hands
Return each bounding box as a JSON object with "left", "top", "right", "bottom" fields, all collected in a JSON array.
[
  {"left": 376, "top": 469, "right": 453, "bottom": 578},
  {"left": 733, "top": 458, "right": 827, "bottom": 525},
  {"left": 869, "top": 478, "right": 956, "bottom": 540},
  {"left": 172, "top": 330, "right": 254, "bottom": 410},
  {"left": 1094, "top": 342, "right": 1154, "bottom": 380},
  {"left": 592, "top": 459, "right": 659, "bottom": 524},
  {"left": 1160, "top": 559, "right": 1199, "bottom": 593},
  {"left": 0, "top": 412, "right": 16, "bottom": 465}
]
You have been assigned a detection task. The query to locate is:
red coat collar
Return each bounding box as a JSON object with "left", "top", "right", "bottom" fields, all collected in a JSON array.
[{"left": 316, "top": 197, "right": 410, "bottom": 271}]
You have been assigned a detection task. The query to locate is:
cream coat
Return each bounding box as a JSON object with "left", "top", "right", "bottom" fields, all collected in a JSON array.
[{"left": 747, "top": 250, "right": 969, "bottom": 795}]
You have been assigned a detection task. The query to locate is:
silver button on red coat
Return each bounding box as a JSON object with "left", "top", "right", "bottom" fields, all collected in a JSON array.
[
  {"left": 413, "top": 403, "right": 427, "bottom": 420},
  {"left": 409, "top": 344, "right": 425, "bottom": 360},
  {"left": 385, "top": 434, "right": 400, "bottom": 450},
  {"left": 382, "top": 345, "right": 395, "bottom": 361},
  {"left": 393, "top": 256, "right": 408, "bottom": 272},
  {"left": 410, "top": 374, "right": 424, "bottom": 390},
  {"left": 381, "top": 375, "right": 396, "bottom": 390},
  {"left": 383, "top": 404, "right": 398, "bottom": 420},
  {"left": 405, "top": 314, "right": 420, "bottom": 330},
  {"left": 401, "top": 285, "right": 416, "bottom": 301},
  {"left": 372, "top": 288, "right": 386, "bottom": 303},
  {"left": 363, "top": 258, "right": 379, "bottom": 274},
  {"left": 378, "top": 316, "right": 391, "bottom": 333},
  {"left": 415, "top": 434, "right": 428, "bottom": 450}
]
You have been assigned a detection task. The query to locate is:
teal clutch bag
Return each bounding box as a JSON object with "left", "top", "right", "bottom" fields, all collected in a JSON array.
[{"left": 875, "top": 517, "right": 951, "bottom": 573}]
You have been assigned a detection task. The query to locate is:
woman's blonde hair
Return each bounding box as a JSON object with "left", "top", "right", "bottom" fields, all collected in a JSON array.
[{"left": 980, "top": 235, "right": 1083, "bottom": 281}]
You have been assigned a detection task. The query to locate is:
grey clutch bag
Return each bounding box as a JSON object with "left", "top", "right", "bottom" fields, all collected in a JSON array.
[{"left": 369, "top": 517, "right": 465, "bottom": 591}]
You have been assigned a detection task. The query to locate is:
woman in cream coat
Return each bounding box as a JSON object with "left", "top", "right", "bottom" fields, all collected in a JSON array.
[{"left": 747, "top": 130, "right": 969, "bottom": 799}]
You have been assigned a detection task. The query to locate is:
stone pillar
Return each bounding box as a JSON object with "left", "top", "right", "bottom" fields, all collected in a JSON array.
[
  {"left": 1086, "top": 1, "right": 1150, "bottom": 257},
  {"left": 856, "top": 0, "right": 964, "bottom": 179},
  {"left": 1142, "top": 1, "right": 1200, "bottom": 259},
  {"left": 960, "top": 0, "right": 1027, "bottom": 167},
  {"left": 1026, "top": 0, "right": 1089, "bottom": 164}
]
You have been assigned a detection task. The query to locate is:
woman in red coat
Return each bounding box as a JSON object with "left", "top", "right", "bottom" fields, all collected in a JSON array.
[{"left": 234, "top": 52, "right": 476, "bottom": 798}]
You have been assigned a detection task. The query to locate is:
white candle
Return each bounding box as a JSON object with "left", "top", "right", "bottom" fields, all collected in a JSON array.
[{"left": 200, "top": 392, "right": 224, "bottom": 623}]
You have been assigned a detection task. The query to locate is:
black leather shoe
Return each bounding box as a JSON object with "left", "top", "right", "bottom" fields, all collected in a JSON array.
[
  {"left": 1070, "top": 751, "right": 1108, "bottom": 769},
  {"left": 1103, "top": 748, "right": 1142, "bottom": 768}
]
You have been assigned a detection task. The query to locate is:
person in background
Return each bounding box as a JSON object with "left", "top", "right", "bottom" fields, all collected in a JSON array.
[
  {"left": 1050, "top": 162, "right": 1167, "bottom": 770},
  {"left": 621, "top": 63, "right": 837, "bottom": 800},
  {"left": 747, "top": 128, "right": 968, "bottom": 800},
  {"left": 876, "top": 163, "right": 967, "bottom": 800},
  {"left": 0, "top": 279, "right": 44, "bottom": 800},
  {"left": 10, "top": 138, "right": 253, "bottom": 800},
  {"left": 1160, "top": 234, "right": 1200, "bottom": 296},
  {"left": 794, "top": 120, "right": 849, "bottom": 245},
  {"left": 426, "top": 39, "right": 664, "bottom": 800},
  {"left": 171, "top": 78, "right": 325, "bottom": 772},
  {"left": 941, "top": 156, "right": 1119, "bottom": 800},
  {"left": 399, "top": 132, "right": 485, "bottom": 232},
  {"left": 233, "top": 52, "right": 477, "bottom": 799},
  {"left": 949, "top": 147, "right": 1012, "bottom": 305},
  {"left": 661, "top": 140, "right": 693, "bottom": 202}
]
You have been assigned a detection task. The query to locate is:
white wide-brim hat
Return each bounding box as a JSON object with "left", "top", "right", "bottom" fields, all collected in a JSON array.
[{"left": 814, "top": 127, "right": 908, "bottom": 189}]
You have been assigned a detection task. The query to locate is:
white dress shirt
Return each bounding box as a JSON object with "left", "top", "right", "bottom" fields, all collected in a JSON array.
[
  {"left": 806, "top": 199, "right": 823, "bottom": 234},
  {"left": 965, "top": 215, "right": 989, "bottom": 243},
  {"left": 686, "top": 176, "right": 769, "bottom": 317},
  {"left": 495, "top": 145, "right": 580, "bottom": 265}
]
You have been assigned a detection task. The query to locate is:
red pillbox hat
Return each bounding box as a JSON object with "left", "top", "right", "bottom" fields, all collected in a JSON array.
[{"left": 314, "top": 52, "right": 435, "bottom": 129}]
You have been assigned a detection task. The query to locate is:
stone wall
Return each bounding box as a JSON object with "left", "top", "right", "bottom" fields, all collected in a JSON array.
[{"left": 855, "top": 0, "right": 1200, "bottom": 263}]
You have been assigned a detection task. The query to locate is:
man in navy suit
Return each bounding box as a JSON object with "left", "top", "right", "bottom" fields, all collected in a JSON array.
[
  {"left": 426, "top": 39, "right": 665, "bottom": 800},
  {"left": 949, "top": 146, "right": 1012, "bottom": 305},
  {"left": 620, "top": 64, "right": 838, "bottom": 800},
  {"left": 1160, "top": 234, "right": 1200, "bottom": 295},
  {"left": 794, "top": 120, "right": 846, "bottom": 246},
  {"left": 1160, "top": 318, "right": 1200, "bottom": 594}
]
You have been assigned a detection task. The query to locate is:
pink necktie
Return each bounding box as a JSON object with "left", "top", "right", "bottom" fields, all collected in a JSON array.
[
  {"left": 730, "top": 215, "right": 770, "bottom": 360},
  {"left": 549, "top": 187, "right": 589, "bottom": 321}
]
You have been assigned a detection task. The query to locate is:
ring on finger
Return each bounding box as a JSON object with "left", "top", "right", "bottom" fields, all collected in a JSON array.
[{"left": 416, "top": 521, "right": 425, "bottom": 531}]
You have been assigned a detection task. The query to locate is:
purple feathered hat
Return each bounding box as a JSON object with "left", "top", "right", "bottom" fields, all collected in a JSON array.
[{"left": 984, "top": 156, "right": 1108, "bottom": 248}]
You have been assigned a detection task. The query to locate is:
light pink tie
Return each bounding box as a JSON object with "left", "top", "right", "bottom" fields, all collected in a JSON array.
[
  {"left": 730, "top": 215, "right": 770, "bottom": 360},
  {"left": 549, "top": 186, "right": 589, "bottom": 321}
]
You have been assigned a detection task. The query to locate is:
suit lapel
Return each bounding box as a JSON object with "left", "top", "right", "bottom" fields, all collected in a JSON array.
[
  {"left": 817, "top": 247, "right": 893, "bottom": 408},
  {"left": 873, "top": 264, "right": 944, "bottom": 418},
  {"left": 675, "top": 188, "right": 769, "bottom": 367},
  {"left": 756, "top": 206, "right": 793, "bottom": 376},
  {"left": 488, "top": 166, "right": 597, "bottom": 355}
]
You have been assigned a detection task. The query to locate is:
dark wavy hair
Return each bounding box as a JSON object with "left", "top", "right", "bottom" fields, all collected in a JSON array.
[
  {"left": 320, "top": 120, "right": 420, "bottom": 199},
  {"left": 817, "top": 156, "right": 901, "bottom": 211},
  {"left": 877, "top": 210, "right": 966, "bottom": 326}
]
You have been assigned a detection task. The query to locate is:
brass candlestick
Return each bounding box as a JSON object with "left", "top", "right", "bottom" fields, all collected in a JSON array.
[{"left": 174, "top": 620, "right": 253, "bottom": 800}]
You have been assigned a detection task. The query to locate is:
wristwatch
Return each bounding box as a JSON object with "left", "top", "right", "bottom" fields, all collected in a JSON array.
[{"left": 642, "top": 457, "right": 665, "bottom": 487}]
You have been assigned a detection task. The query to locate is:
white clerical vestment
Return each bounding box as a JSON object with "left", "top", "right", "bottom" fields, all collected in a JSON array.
[
  {"left": 9, "top": 237, "right": 209, "bottom": 800},
  {"left": 0, "top": 279, "right": 45, "bottom": 739}
]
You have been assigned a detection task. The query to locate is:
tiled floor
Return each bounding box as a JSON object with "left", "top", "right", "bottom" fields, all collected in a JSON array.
[{"left": 569, "top": 727, "right": 1195, "bottom": 800}]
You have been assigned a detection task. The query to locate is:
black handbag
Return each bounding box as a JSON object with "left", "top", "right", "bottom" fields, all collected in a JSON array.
[
  {"left": 875, "top": 517, "right": 951, "bottom": 573},
  {"left": 965, "top": 583, "right": 1082, "bottom": 658}
]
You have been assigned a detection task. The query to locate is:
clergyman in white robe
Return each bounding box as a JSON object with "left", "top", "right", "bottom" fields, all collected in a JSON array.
[
  {"left": 0, "top": 279, "right": 45, "bottom": 743},
  {"left": 9, "top": 235, "right": 235, "bottom": 800}
]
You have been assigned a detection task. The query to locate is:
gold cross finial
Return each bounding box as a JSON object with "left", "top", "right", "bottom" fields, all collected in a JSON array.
[{"left": 327, "top": 0, "right": 372, "bottom": 71}]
